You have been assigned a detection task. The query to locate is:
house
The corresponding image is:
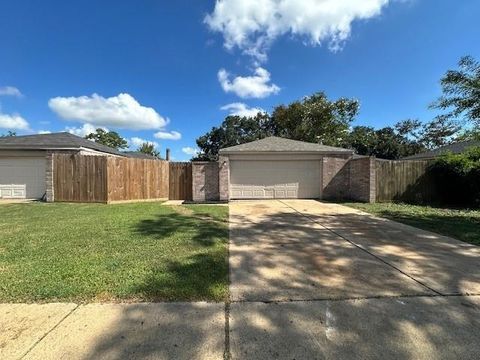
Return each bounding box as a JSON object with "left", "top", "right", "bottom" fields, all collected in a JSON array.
[
  {"left": 404, "top": 140, "right": 480, "bottom": 160},
  {"left": 122, "top": 151, "right": 159, "bottom": 160},
  {"left": 192, "top": 136, "right": 376, "bottom": 203},
  {"left": 0, "top": 132, "right": 124, "bottom": 200}
]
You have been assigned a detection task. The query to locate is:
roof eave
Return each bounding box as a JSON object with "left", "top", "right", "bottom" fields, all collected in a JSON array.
[{"left": 219, "top": 150, "right": 353, "bottom": 155}]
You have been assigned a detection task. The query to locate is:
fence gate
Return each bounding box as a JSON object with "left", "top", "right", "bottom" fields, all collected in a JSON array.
[{"left": 169, "top": 162, "right": 192, "bottom": 200}]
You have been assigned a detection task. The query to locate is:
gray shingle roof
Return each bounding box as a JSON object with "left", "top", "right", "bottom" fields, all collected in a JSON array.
[
  {"left": 0, "top": 132, "right": 124, "bottom": 156},
  {"left": 403, "top": 140, "right": 480, "bottom": 160},
  {"left": 219, "top": 136, "right": 353, "bottom": 154},
  {"left": 122, "top": 151, "right": 160, "bottom": 160}
]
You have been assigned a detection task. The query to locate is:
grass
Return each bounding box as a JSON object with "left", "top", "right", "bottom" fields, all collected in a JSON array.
[
  {"left": 343, "top": 202, "right": 480, "bottom": 246},
  {"left": 0, "top": 202, "right": 229, "bottom": 302}
]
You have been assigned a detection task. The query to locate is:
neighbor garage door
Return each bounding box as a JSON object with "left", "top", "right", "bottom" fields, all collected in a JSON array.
[
  {"left": 0, "top": 158, "right": 46, "bottom": 199},
  {"left": 230, "top": 160, "right": 321, "bottom": 199}
]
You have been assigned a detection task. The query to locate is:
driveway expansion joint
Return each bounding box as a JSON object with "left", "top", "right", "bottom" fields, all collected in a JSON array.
[
  {"left": 278, "top": 200, "right": 444, "bottom": 296},
  {"left": 20, "top": 303, "right": 80, "bottom": 359}
]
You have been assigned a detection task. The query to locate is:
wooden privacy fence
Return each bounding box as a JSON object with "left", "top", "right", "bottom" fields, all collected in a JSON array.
[
  {"left": 169, "top": 162, "right": 192, "bottom": 201},
  {"left": 376, "top": 160, "right": 436, "bottom": 203},
  {"left": 54, "top": 154, "right": 169, "bottom": 203}
]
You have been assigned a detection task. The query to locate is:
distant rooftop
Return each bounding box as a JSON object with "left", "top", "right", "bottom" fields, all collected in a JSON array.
[
  {"left": 404, "top": 140, "right": 480, "bottom": 160},
  {"left": 219, "top": 136, "right": 353, "bottom": 154},
  {"left": 122, "top": 151, "right": 160, "bottom": 160},
  {"left": 0, "top": 132, "right": 124, "bottom": 156}
]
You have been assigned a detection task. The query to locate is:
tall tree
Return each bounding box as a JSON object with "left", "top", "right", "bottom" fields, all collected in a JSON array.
[
  {"left": 272, "top": 92, "right": 359, "bottom": 145},
  {"left": 85, "top": 128, "right": 128, "bottom": 150},
  {"left": 138, "top": 142, "right": 160, "bottom": 158},
  {"left": 195, "top": 113, "right": 273, "bottom": 161},
  {"left": 431, "top": 55, "right": 480, "bottom": 127}
]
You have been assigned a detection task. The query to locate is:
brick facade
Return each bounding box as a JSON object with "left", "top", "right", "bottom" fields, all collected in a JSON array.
[
  {"left": 321, "top": 155, "right": 352, "bottom": 200},
  {"left": 218, "top": 156, "right": 229, "bottom": 201},
  {"left": 192, "top": 161, "right": 220, "bottom": 202},
  {"left": 45, "top": 151, "right": 55, "bottom": 202},
  {"left": 348, "top": 157, "right": 376, "bottom": 203}
]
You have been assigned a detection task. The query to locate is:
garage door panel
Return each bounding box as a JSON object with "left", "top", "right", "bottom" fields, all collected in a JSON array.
[
  {"left": 0, "top": 158, "right": 46, "bottom": 199},
  {"left": 230, "top": 160, "right": 321, "bottom": 199}
]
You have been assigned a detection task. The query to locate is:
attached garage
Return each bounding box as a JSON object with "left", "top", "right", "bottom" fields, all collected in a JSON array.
[
  {"left": 230, "top": 159, "right": 321, "bottom": 199},
  {"left": 219, "top": 137, "right": 354, "bottom": 200},
  {"left": 0, "top": 156, "right": 46, "bottom": 199}
]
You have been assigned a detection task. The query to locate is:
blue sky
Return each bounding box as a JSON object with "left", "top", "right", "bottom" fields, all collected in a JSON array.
[{"left": 0, "top": 0, "right": 479, "bottom": 160}]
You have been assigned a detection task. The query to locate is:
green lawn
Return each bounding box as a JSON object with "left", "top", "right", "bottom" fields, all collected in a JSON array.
[
  {"left": 344, "top": 202, "right": 480, "bottom": 246},
  {"left": 0, "top": 202, "right": 229, "bottom": 302}
]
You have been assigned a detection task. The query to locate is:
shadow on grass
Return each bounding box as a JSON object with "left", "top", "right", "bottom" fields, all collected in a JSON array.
[
  {"left": 135, "top": 211, "right": 227, "bottom": 247},
  {"left": 133, "top": 211, "right": 228, "bottom": 301}
]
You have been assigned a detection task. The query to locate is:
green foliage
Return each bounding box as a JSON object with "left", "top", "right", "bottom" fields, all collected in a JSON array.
[
  {"left": 342, "top": 122, "right": 426, "bottom": 160},
  {"left": 195, "top": 113, "right": 274, "bottom": 161},
  {"left": 85, "top": 128, "right": 128, "bottom": 149},
  {"left": 271, "top": 92, "right": 359, "bottom": 145},
  {"left": 138, "top": 142, "right": 160, "bottom": 158},
  {"left": 196, "top": 92, "right": 358, "bottom": 160},
  {"left": 431, "top": 56, "right": 480, "bottom": 128},
  {"left": 432, "top": 146, "right": 480, "bottom": 207},
  {"left": 0, "top": 131, "right": 16, "bottom": 137}
]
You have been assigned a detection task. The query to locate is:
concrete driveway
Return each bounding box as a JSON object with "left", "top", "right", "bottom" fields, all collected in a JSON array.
[{"left": 229, "top": 200, "right": 480, "bottom": 359}]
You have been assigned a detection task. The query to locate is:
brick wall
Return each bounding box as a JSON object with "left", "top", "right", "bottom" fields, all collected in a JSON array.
[
  {"left": 321, "top": 155, "right": 376, "bottom": 203},
  {"left": 192, "top": 162, "right": 220, "bottom": 202},
  {"left": 348, "top": 157, "right": 376, "bottom": 203},
  {"left": 321, "top": 155, "right": 352, "bottom": 200},
  {"left": 45, "top": 151, "right": 55, "bottom": 202},
  {"left": 218, "top": 156, "right": 229, "bottom": 201}
]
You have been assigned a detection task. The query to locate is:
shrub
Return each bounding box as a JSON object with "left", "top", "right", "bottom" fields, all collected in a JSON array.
[{"left": 431, "top": 147, "right": 480, "bottom": 207}]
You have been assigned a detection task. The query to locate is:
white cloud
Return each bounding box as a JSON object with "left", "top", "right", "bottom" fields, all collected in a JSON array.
[
  {"left": 130, "top": 137, "right": 159, "bottom": 149},
  {"left": 218, "top": 67, "right": 280, "bottom": 98},
  {"left": 65, "top": 123, "right": 104, "bottom": 137},
  {"left": 182, "top": 147, "right": 199, "bottom": 156},
  {"left": 37, "top": 130, "right": 52, "bottom": 134},
  {"left": 221, "top": 102, "right": 266, "bottom": 117},
  {"left": 154, "top": 130, "right": 182, "bottom": 140},
  {"left": 0, "top": 113, "right": 30, "bottom": 130},
  {"left": 48, "top": 93, "right": 169, "bottom": 130},
  {"left": 205, "top": 0, "right": 392, "bottom": 61},
  {"left": 0, "top": 86, "right": 22, "bottom": 97}
]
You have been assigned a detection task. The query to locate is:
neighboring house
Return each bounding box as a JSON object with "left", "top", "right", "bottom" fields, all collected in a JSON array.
[
  {"left": 404, "top": 140, "right": 480, "bottom": 160},
  {"left": 122, "top": 151, "right": 160, "bottom": 160},
  {"left": 193, "top": 136, "right": 376, "bottom": 202},
  {"left": 0, "top": 132, "right": 124, "bottom": 200}
]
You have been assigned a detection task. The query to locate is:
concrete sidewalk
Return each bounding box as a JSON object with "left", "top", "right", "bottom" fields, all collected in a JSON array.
[{"left": 1, "top": 303, "right": 225, "bottom": 360}]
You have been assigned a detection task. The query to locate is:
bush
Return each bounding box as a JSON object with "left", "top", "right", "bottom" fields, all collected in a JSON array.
[{"left": 431, "top": 147, "right": 480, "bottom": 207}]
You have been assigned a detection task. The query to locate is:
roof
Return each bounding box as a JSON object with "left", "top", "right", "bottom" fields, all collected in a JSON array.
[
  {"left": 0, "top": 132, "right": 124, "bottom": 156},
  {"left": 219, "top": 136, "right": 353, "bottom": 154},
  {"left": 123, "top": 151, "right": 160, "bottom": 160},
  {"left": 403, "top": 140, "right": 480, "bottom": 160}
]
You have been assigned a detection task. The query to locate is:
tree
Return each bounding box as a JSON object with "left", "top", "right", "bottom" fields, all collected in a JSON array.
[
  {"left": 138, "top": 142, "right": 160, "bottom": 158},
  {"left": 1, "top": 131, "right": 16, "bottom": 137},
  {"left": 431, "top": 56, "right": 480, "bottom": 128},
  {"left": 195, "top": 92, "right": 359, "bottom": 160},
  {"left": 272, "top": 92, "right": 359, "bottom": 145},
  {"left": 419, "top": 117, "right": 461, "bottom": 149},
  {"left": 195, "top": 113, "right": 273, "bottom": 161},
  {"left": 85, "top": 128, "right": 128, "bottom": 149}
]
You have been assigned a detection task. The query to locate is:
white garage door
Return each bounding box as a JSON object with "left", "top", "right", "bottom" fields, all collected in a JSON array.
[
  {"left": 230, "top": 160, "right": 321, "bottom": 199},
  {"left": 0, "top": 158, "right": 46, "bottom": 199}
]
